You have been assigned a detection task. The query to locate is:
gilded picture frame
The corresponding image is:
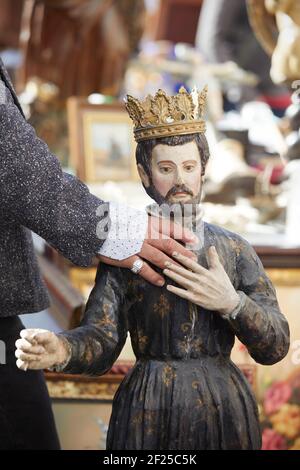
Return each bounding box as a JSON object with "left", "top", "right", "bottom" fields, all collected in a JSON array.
[{"left": 67, "top": 98, "right": 138, "bottom": 183}]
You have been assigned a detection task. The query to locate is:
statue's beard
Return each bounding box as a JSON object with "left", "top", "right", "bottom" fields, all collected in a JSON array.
[
  {"left": 144, "top": 182, "right": 202, "bottom": 208},
  {"left": 144, "top": 180, "right": 204, "bottom": 233}
]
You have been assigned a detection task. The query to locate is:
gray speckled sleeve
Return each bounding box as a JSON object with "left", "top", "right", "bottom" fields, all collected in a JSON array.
[
  {"left": 226, "top": 238, "right": 290, "bottom": 365},
  {"left": 0, "top": 98, "right": 108, "bottom": 266}
]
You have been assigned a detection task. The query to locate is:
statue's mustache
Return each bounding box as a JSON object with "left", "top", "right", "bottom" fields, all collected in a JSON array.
[{"left": 165, "top": 184, "right": 194, "bottom": 199}]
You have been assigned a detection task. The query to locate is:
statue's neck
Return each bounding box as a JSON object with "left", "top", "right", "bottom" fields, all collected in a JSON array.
[{"left": 146, "top": 202, "right": 204, "bottom": 231}]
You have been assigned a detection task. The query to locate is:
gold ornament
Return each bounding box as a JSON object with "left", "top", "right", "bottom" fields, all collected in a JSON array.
[{"left": 125, "top": 86, "right": 208, "bottom": 142}]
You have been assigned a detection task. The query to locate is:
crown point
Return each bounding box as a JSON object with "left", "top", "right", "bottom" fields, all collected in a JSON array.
[{"left": 124, "top": 86, "right": 208, "bottom": 141}]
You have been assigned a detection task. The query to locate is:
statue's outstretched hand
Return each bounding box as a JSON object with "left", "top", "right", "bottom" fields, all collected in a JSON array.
[
  {"left": 15, "top": 329, "right": 69, "bottom": 371},
  {"left": 163, "top": 246, "right": 240, "bottom": 316}
]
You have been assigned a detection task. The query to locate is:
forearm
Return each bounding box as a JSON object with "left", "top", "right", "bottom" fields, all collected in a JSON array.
[
  {"left": 57, "top": 326, "right": 124, "bottom": 376},
  {"left": 225, "top": 291, "right": 290, "bottom": 365},
  {"left": 0, "top": 75, "right": 148, "bottom": 264},
  {"left": 0, "top": 101, "right": 108, "bottom": 264}
]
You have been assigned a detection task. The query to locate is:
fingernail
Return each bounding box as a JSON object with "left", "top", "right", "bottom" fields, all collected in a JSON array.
[
  {"left": 173, "top": 252, "right": 178, "bottom": 257},
  {"left": 165, "top": 261, "right": 171, "bottom": 267},
  {"left": 157, "top": 279, "right": 165, "bottom": 286}
]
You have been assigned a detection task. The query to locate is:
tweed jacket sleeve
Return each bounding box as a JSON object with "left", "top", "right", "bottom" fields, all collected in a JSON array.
[
  {"left": 0, "top": 60, "right": 148, "bottom": 264},
  {"left": 0, "top": 93, "right": 109, "bottom": 266}
]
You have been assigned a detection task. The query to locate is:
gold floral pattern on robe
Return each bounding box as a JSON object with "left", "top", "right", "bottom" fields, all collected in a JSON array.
[
  {"left": 162, "top": 364, "right": 177, "bottom": 387},
  {"left": 153, "top": 294, "right": 171, "bottom": 318}
]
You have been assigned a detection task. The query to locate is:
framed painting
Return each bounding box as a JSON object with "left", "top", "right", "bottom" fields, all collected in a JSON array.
[{"left": 68, "top": 98, "right": 137, "bottom": 183}]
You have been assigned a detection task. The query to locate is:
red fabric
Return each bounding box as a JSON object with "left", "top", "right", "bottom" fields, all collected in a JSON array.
[
  {"left": 258, "top": 94, "right": 291, "bottom": 110},
  {"left": 254, "top": 163, "right": 285, "bottom": 184}
]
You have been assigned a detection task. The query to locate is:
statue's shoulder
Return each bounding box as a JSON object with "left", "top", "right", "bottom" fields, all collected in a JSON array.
[
  {"left": 95, "top": 262, "right": 128, "bottom": 285},
  {"left": 203, "top": 221, "right": 242, "bottom": 240},
  {"left": 203, "top": 221, "right": 252, "bottom": 251}
]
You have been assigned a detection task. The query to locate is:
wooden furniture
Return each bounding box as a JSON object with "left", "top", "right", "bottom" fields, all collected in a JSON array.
[
  {"left": 38, "top": 255, "right": 85, "bottom": 329},
  {"left": 255, "top": 246, "right": 300, "bottom": 270},
  {"left": 18, "top": 0, "right": 145, "bottom": 98},
  {"left": 0, "top": 0, "right": 23, "bottom": 49},
  {"left": 155, "top": 0, "right": 203, "bottom": 45}
]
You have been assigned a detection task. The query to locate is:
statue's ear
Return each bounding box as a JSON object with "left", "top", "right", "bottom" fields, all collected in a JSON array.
[{"left": 137, "top": 163, "right": 150, "bottom": 188}]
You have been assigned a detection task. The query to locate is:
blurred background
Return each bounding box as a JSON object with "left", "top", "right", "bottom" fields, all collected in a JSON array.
[{"left": 1, "top": 0, "right": 300, "bottom": 450}]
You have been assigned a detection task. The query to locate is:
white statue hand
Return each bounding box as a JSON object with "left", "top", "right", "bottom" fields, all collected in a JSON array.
[
  {"left": 15, "top": 328, "right": 69, "bottom": 371},
  {"left": 163, "top": 246, "right": 240, "bottom": 316}
]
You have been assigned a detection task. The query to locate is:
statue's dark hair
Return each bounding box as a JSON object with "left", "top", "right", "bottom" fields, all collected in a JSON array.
[{"left": 135, "top": 133, "right": 210, "bottom": 178}]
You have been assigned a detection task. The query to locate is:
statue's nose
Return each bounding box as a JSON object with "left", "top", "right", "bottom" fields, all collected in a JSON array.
[{"left": 175, "top": 170, "right": 185, "bottom": 185}]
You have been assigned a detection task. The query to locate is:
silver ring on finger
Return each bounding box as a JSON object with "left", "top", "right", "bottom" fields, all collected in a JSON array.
[{"left": 131, "top": 258, "right": 144, "bottom": 274}]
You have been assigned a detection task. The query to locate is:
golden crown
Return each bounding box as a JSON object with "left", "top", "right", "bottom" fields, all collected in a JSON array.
[{"left": 125, "top": 86, "right": 208, "bottom": 142}]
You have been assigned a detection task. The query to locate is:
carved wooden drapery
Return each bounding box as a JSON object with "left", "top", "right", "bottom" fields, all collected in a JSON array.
[
  {"left": 0, "top": 0, "right": 24, "bottom": 49},
  {"left": 19, "top": 0, "right": 145, "bottom": 98}
]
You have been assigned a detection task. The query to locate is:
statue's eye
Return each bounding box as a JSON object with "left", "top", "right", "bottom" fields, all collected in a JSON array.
[
  {"left": 185, "top": 165, "right": 195, "bottom": 172},
  {"left": 160, "top": 166, "right": 172, "bottom": 174}
]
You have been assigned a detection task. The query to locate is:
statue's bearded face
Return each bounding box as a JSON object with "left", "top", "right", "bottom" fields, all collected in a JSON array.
[{"left": 138, "top": 141, "right": 203, "bottom": 206}]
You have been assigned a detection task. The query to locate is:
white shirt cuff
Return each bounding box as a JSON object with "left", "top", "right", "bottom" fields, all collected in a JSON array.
[{"left": 98, "top": 202, "right": 148, "bottom": 260}]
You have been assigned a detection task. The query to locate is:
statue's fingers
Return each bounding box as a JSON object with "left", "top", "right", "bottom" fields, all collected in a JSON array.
[
  {"left": 21, "top": 328, "right": 48, "bottom": 339},
  {"left": 15, "top": 349, "right": 43, "bottom": 363},
  {"left": 16, "top": 357, "right": 42, "bottom": 371},
  {"left": 164, "top": 262, "right": 199, "bottom": 281},
  {"left": 167, "top": 284, "right": 201, "bottom": 306},
  {"left": 28, "top": 345, "right": 45, "bottom": 355},
  {"left": 163, "top": 268, "right": 194, "bottom": 291},
  {"left": 16, "top": 359, "right": 28, "bottom": 371},
  {"left": 24, "top": 360, "right": 45, "bottom": 370},
  {"left": 15, "top": 348, "right": 25, "bottom": 360},
  {"left": 15, "top": 337, "right": 32, "bottom": 350},
  {"left": 32, "top": 331, "right": 55, "bottom": 347},
  {"left": 21, "top": 329, "right": 53, "bottom": 347},
  {"left": 15, "top": 339, "right": 45, "bottom": 355},
  {"left": 20, "top": 329, "right": 39, "bottom": 345},
  {"left": 207, "top": 246, "right": 222, "bottom": 270},
  {"left": 166, "top": 284, "right": 191, "bottom": 300},
  {"left": 172, "top": 252, "right": 207, "bottom": 274}
]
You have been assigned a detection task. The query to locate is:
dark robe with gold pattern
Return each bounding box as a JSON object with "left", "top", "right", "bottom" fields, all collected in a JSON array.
[{"left": 61, "top": 222, "right": 290, "bottom": 450}]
